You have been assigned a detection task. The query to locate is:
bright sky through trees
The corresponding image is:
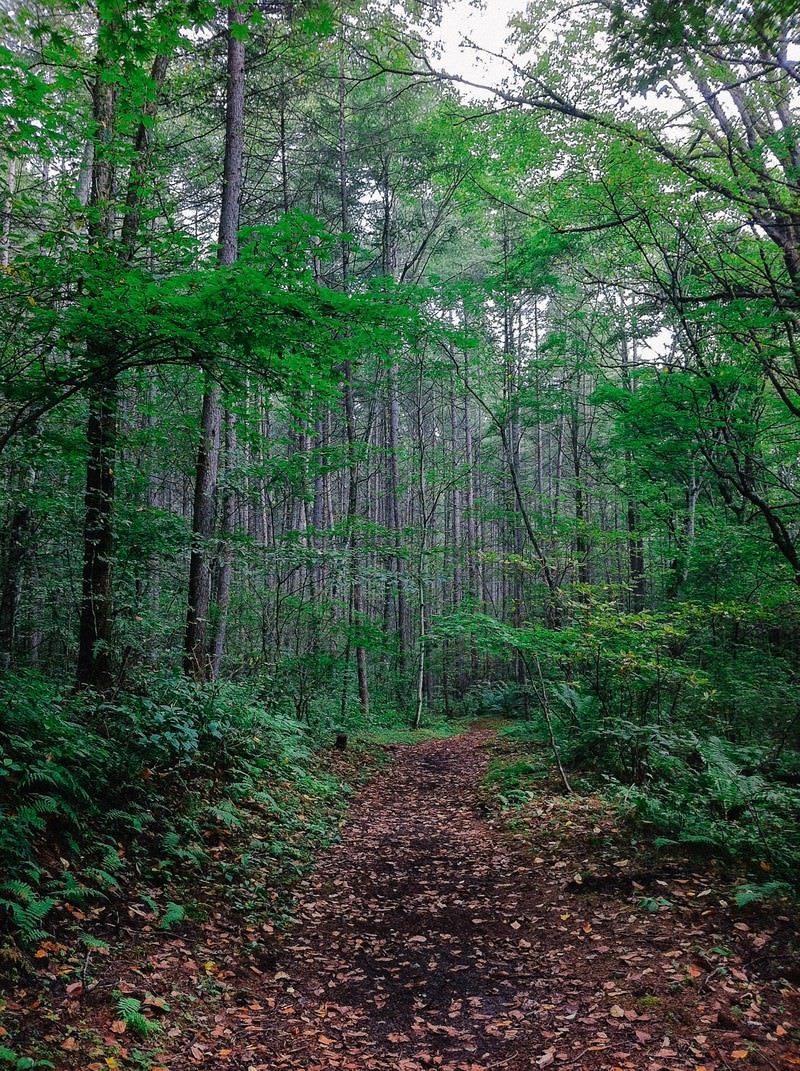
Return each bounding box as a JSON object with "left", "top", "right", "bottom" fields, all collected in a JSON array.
[{"left": 437, "top": 0, "right": 521, "bottom": 89}]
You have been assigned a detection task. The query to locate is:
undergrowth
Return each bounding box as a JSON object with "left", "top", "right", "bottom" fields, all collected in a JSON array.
[
  {"left": 447, "top": 600, "right": 800, "bottom": 895},
  {"left": 491, "top": 713, "right": 800, "bottom": 894},
  {"left": 0, "top": 669, "right": 383, "bottom": 949},
  {"left": 0, "top": 666, "right": 473, "bottom": 952}
]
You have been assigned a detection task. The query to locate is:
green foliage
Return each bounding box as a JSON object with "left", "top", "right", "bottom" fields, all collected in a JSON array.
[
  {"left": 733, "top": 882, "right": 794, "bottom": 908},
  {"left": 0, "top": 882, "right": 56, "bottom": 945},
  {"left": 158, "top": 902, "right": 186, "bottom": 930},
  {"left": 468, "top": 597, "right": 800, "bottom": 885},
  {"left": 485, "top": 756, "right": 547, "bottom": 809},
  {"left": 0, "top": 1045, "right": 54, "bottom": 1070},
  {"left": 474, "top": 683, "right": 530, "bottom": 720},
  {"left": 617, "top": 733, "right": 800, "bottom": 880},
  {"left": 0, "top": 669, "right": 360, "bottom": 943},
  {"left": 115, "top": 995, "right": 160, "bottom": 1037},
  {"left": 638, "top": 896, "right": 674, "bottom": 912}
]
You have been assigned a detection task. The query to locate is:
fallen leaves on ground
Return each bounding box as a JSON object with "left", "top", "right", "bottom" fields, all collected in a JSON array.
[
  {"left": 171, "top": 731, "right": 799, "bottom": 1070},
  {"left": 2, "top": 730, "right": 798, "bottom": 1069}
]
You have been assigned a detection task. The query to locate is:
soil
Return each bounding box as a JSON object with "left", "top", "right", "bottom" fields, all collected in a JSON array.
[
  {"left": 6, "top": 728, "right": 799, "bottom": 1070},
  {"left": 175, "top": 729, "right": 799, "bottom": 1070}
]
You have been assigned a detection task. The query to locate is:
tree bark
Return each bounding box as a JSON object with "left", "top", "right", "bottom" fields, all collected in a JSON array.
[
  {"left": 620, "top": 308, "right": 646, "bottom": 611},
  {"left": 210, "top": 409, "right": 237, "bottom": 678},
  {"left": 0, "top": 497, "right": 32, "bottom": 670},
  {"left": 337, "top": 32, "right": 369, "bottom": 716},
  {"left": 75, "top": 40, "right": 118, "bottom": 689},
  {"left": 75, "top": 45, "right": 170, "bottom": 689},
  {"left": 184, "top": 4, "right": 245, "bottom": 679}
]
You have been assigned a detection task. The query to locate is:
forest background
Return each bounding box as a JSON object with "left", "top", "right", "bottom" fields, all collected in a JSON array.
[{"left": 0, "top": 0, "right": 798, "bottom": 949}]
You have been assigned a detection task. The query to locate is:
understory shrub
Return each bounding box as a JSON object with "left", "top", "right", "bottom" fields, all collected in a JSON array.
[
  {"left": 0, "top": 669, "right": 347, "bottom": 944},
  {"left": 444, "top": 599, "right": 800, "bottom": 886}
]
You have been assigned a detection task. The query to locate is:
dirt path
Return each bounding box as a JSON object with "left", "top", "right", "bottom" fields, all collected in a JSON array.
[
  {"left": 256, "top": 729, "right": 537, "bottom": 1070},
  {"left": 185, "top": 730, "right": 798, "bottom": 1071}
]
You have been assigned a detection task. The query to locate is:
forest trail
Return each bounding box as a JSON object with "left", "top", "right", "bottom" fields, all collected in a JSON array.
[
  {"left": 255, "top": 728, "right": 537, "bottom": 1070},
  {"left": 193, "top": 730, "right": 798, "bottom": 1071}
]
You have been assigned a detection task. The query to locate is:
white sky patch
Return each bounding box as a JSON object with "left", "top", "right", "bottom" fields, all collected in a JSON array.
[
  {"left": 435, "top": 0, "right": 523, "bottom": 96},
  {"left": 641, "top": 327, "right": 674, "bottom": 364}
]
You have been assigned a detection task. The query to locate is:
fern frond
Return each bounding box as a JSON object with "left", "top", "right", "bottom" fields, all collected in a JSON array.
[{"left": 116, "top": 995, "right": 161, "bottom": 1037}]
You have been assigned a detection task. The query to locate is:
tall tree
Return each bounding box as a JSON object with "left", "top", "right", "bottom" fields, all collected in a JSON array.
[
  {"left": 184, "top": 3, "right": 246, "bottom": 680},
  {"left": 76, "top": 14, "right": 173, "bottom": 689}
]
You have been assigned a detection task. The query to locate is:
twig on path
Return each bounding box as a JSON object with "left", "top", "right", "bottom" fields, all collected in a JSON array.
[
  {"left": 78, "top": 949, "right": 91, "bottom": 1000},
  {"left": 698, "top": 963, "right": 727, "bottom": 994},
  {"left": 751, "top": 1047, "right": 783, "bottom": 1071}
]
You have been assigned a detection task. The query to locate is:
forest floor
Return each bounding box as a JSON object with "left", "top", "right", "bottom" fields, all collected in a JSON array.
[{"left": 5, "top": 727, "right": 800, "bottom": 1070}]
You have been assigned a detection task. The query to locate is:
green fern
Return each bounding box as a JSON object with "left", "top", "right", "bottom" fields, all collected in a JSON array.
[
  {"left": 115, "top": 995, "right": 161, "bottom": 1037},
  {"left": 205, "top": 800, "right": 243, "bottom": 828},
  {"left": 21, "top": 764, "right": 89, "bottom": 802},
  {"left": 81, "top": 934, "right": 110, "bottom": 951},
  {"left": 0, "top": 881, "right": 56, "bottom": 944},
  {"left": 82, "top": 867, "right": 120, "bottom": 890},
  {"left": 158, "top": 901, "right": 185, "bottom": 930},
  {"left": 105, "top": 808, "right": 145, "bottom": 832},
  {"left": 734, "top": 881, "right": 794, "bottom": 907},
  {"left": 59, "top": 871, "right": 94, "bottom": 906},
  {"left": 0, "top": 880, "right": 35, "bottom": 901}
]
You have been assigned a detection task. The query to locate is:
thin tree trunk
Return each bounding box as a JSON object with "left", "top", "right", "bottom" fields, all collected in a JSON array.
[
  {"left": 462, "top": 353, "right": 479, "bottom": 607},
  {"left": 387, "top": 362, "right": 406, "bottom": 668},
  {"left": 76, "top": 381, "right": 117, "bottom": 688},
  {"left": 185, "top": 385, "right": 222, "bottom": 678},
  {"left": 1, "top": 157, "right": 19, "bottom": 268},
  {"left": 0, "top": 494, "right": 32, "bottom": 670},
  {"left": 524, "top": 651, "right": 572, "bottom": 794},
  {"left": 412, "top": 363, "right": 429, "bottom": 728},
  {"left": 185, "top": 4, "right": 245, "bottom": 679},
  {"left": 210, "top": 409, "right": 237, "bottom": 677},
  {"left": 337, "top": 32, "right": 369, "bottom": 717},
  {"left": 75, "top": 39, "right": 118, "bottom": 689},
  {"left": 571, "top": 405, "right": 590, "bottom": 587},
  {"left": 627, "top": 491, "right": 646, "bottom": 611},
  {"left": 413, "top": 562, "right": 426, "bottom": 729},
  {"left": 620, "top": 308, "right": 646, "bottom": 610}
]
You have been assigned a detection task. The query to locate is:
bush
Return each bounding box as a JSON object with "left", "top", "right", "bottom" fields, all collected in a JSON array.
[
  {"left": 486, "top": 598, "right": 800, "bottom": 886},
  {"left": 0, "top": 670, "right": 348, "bottom": 944}
]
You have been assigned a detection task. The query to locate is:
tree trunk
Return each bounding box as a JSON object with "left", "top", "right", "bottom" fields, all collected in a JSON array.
[
  {"left": 413, "top": 563, "right": 427, "bottom": 730},
  {"left": 77, "top": 380, "right": 117, "bottom": 688},
  {"left": 75, "top": 47, "right": 170, "bottom": 689},
  {"left": 210, "top": 409, "right": 237, "bottom": 678},
  {"left": 75, "top": 41, "right": 117, "bottom": 689},
  {"left": 184, "top": 385, "right": 222, "bottom": 678},
  {"left": 627, "top": 490, "right": 646, "bottom": 611},
  {"left": 184, "top": 4, "right": 245, "bottom": 679},
  {"left": 387, "top": 362, "right": 406, "bottom": 668},
  {"left": 337, "top": 33, "right": 369, "bottom": 717},
  {"left": 620, "top": 305, "right": 646, "bottom": 611},
  {"left": 1, "top": 157, "right": 19, "bottom": 268},
  {"left": 0, "top": 499, "right": 32, "bottom": 671}
]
